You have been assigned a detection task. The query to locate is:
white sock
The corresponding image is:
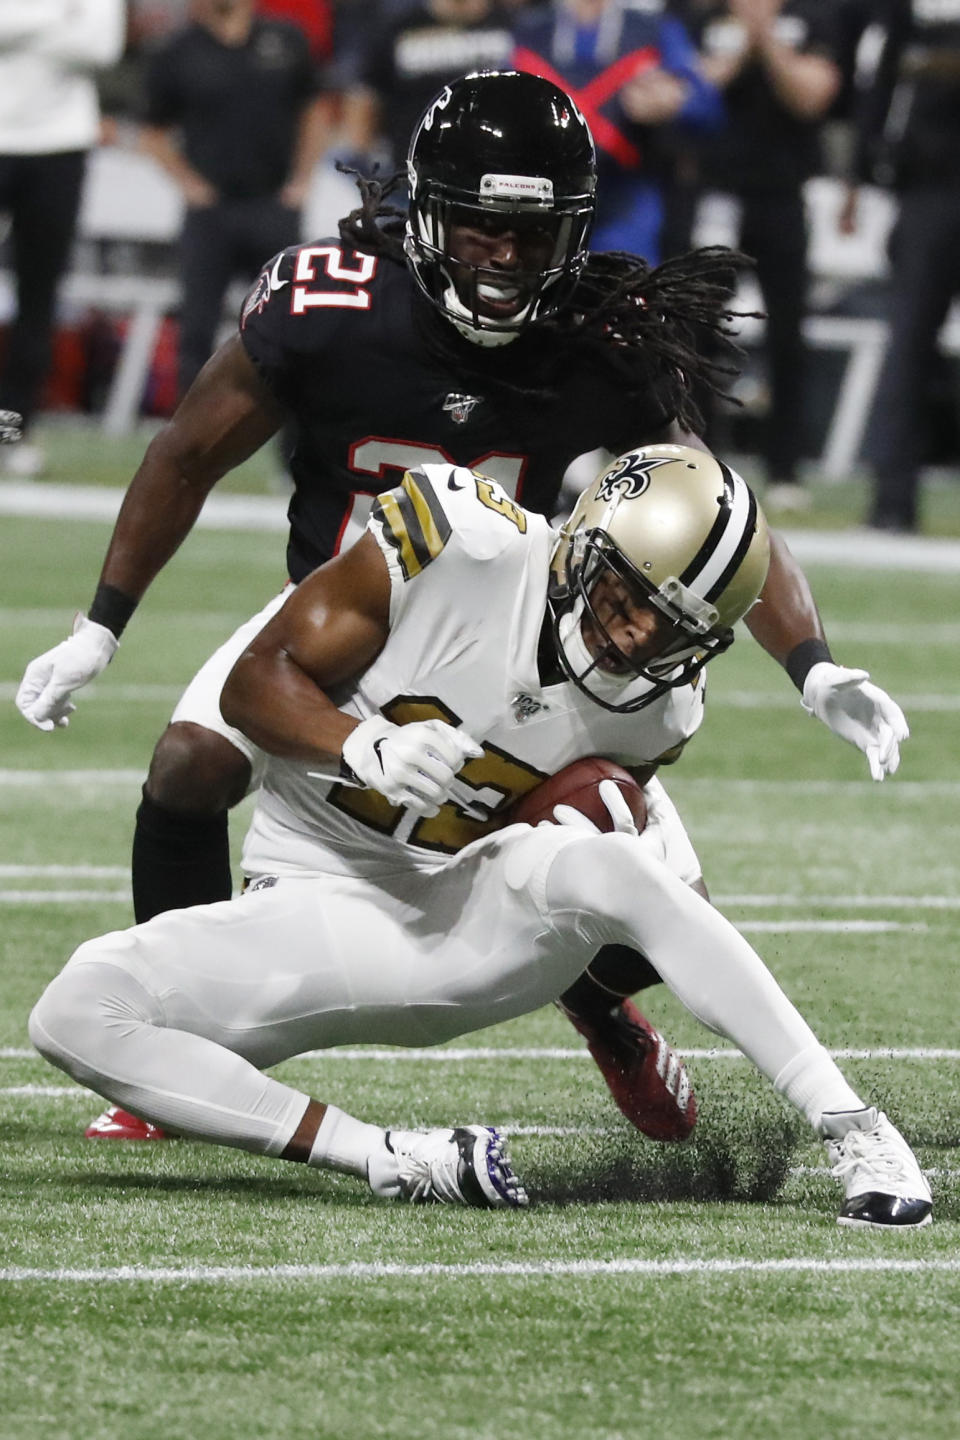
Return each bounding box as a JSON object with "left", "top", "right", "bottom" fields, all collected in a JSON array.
[
  {"left": 307, "top": 1104, "right": 388, "bottom": 1177},
  {"left": 773, "top": 1045, "right": 864, "bottom": 1133}
]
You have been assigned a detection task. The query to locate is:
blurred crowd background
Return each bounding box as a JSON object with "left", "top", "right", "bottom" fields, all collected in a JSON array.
[{"left": 2, "top": 0, "right": 959, "bottom": 536}]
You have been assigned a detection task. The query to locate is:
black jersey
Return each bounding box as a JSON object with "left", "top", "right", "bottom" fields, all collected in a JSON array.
[
  {"left": 680, "top": 0, "right": 840, "bottom": 193},
  {"left": 239, "top": 242, "right": 681, "bottom": 582},
  {"left": 852, "top": 0, "right": 960, "bottom": 190},
  {"left": 143, "top": 19, "right": 320, "bottom": 201}
]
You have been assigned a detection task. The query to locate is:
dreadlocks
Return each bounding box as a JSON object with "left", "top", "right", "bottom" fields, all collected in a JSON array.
[
  {"left": 338, "top": 167, "right": 408, "bottom": 265},
  {"left": 549, "top": 247, "right": 754, "bottom": 434},
  {"left": 338, "top": 170, "right": 754, "bottom": 433}
]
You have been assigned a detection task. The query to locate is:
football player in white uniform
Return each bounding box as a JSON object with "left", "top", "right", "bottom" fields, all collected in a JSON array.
[{"left": 29, "top": 446, "right": 931, "bottom": 1226}]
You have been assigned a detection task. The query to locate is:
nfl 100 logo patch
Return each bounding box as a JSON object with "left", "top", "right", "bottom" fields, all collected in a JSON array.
[{"left": 443, "top": 393, "right": 482, "bottom": 425}]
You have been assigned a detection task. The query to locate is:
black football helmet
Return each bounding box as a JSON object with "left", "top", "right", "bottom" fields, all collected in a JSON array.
[{"left": 405, "top": 70, "right": 596, "bottom": 344}]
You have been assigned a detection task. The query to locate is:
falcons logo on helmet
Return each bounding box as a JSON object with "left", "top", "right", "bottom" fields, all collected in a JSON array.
[{"left": 597, "top": 453, "right": 674, "bottom": 502}]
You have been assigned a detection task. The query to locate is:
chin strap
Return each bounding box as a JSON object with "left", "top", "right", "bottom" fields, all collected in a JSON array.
[
  {"left": 441, "top": 282, "right": 525, "bottom": 347},
  {"left": 448, "top": 314, "right": 522, "bottom": 348}
]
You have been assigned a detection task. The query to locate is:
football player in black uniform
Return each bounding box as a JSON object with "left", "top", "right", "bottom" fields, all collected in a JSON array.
[{"left": 17, "top": 71, "right": 907, "bottom": 1144}]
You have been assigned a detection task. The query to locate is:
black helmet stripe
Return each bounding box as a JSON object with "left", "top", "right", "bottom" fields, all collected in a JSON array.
[
  {"left": 706, "top": 475, "right": 759, "bottom": 601},
  {"left": 678, "top": 460, "right": 758, "bottom": 601}
]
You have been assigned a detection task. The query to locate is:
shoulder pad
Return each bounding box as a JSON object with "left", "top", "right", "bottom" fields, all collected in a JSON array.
[{"left": 371, "top": 463, "right": 530, "bottom": 580}]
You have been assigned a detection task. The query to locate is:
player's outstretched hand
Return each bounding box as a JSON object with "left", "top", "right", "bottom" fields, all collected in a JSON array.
[
  {"left": 552, "top": 778, "right": 641, "bottom": 836},
  {"left": 802, "top": 662, "right": 909, "bottom": 781},
  {"left": 340, "top": 715, "right": 483, "bottom": 817},
  {"left": 16, "top": 616, "right": 119, "bottom": 732}
]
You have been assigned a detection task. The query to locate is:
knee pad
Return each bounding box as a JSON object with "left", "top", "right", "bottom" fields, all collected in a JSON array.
[
  {"left": 29, "top": 954, "right": 157, "bottom": 1088},
  {"left": 544, "top": 832, "right": 688, "bottom": 951}
]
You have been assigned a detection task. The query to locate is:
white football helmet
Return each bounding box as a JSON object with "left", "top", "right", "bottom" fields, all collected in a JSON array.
[{"left": 548, "top": 444, "right": 770, "bottom": 712}]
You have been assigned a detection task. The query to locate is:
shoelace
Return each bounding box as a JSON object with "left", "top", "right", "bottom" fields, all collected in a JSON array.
[
  {"left": 399, "top": 1152, "right": 439, "bottom": 1203},
  {"left": 395, "top": 1139, "right": 458, "bottom": 1203},
  {"left": 829, "top": 1127, "right": 912, "bottom": 1184}
]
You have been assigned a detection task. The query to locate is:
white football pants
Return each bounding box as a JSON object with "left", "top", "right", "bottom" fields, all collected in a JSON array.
[{"left": 30, "top": 824, "right": 861, "bottom": 1156}]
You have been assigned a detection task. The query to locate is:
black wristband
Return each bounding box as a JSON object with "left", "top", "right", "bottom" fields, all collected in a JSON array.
[
  {"left": 785, "top": 637, "right": 833, "bottom": 693},
  {"left": 88, "top": 582, "right": 138, "bottom": 639}
]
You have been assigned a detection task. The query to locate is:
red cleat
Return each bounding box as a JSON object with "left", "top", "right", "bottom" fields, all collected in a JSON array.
[
  {"left": 563, "top": 998, "right": 697, "bottom": 1142},
  {"left": 84, "top": 1105, "right": 167, "bottom": 1141}
]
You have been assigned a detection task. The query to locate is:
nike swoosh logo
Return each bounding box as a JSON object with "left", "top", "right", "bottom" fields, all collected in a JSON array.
[
  {"left": 269, "top": 255, "right": 289, "bottom": 292},
  {"left": 372, "top": 736, "right": 388, "bottom": 772},
  {"left": 447, "top": 472, "right": 465, "bottom": 491}
]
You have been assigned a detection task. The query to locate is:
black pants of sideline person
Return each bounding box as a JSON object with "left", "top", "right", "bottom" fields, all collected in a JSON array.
[
  {"left": 0, "top": 149, "right": 87, "bottom": 431},
  {"left": 868, "top": 185, "right": 960, "bottom": 532},
  {"left": 178, "top": 194, "right": 301, "bottom": 398},
  {"left": 738, "top": 187, "right": 809, "bottom": 486},
  {"left": 671, "top": 186, "right": 809, "bottom": 485}
]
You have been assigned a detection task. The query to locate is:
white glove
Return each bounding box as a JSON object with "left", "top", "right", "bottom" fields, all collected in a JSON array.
[
  {"left": 552, "top": 778, "right": 640, "bottom": 837},
  {"left": 340, "top": 715, "right": 483, "bottom": 817},
  {"left": 16, "top": 614, "right": 119, "bottom": 732},
  {"left": 801, "top": 661, "right": 909, "bottom": 781}
]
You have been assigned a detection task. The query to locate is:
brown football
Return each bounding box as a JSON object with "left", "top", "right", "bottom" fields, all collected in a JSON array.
[{"left": 509, "top": 757, "right": 647, "bottom": 832}]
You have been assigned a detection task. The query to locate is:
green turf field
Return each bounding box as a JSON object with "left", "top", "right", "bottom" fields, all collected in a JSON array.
[{"left": 2, "top": 432, "right": 959, "bottom": 1440}]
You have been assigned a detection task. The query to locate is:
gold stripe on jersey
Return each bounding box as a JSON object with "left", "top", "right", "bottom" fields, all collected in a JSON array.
[
  {"left": 655, "top": 739, "right": 689, "bottom": 766},
  {"left": 372, "top": 470, "right": 452, "bottom": 580},
  {"left": 475, "top": 476, "right": 527, "bottom": 532}
]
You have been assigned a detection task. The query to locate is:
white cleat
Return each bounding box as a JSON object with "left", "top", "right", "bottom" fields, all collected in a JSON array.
[
  {"left": 822, "top": 1107, "right": 932, "bottom": 1229},
  {"left": 368, "top": 1125, "right": 529, "bottom": 1209}
]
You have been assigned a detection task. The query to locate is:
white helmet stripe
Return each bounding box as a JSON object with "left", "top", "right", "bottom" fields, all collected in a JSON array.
[{"left": 679, "top": 463, "right": 755, "bottom": 601}]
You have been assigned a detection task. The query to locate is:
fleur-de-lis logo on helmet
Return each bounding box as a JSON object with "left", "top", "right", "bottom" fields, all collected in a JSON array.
[{"left": 596, "top": 453, "right": 674, "bottom": 503}]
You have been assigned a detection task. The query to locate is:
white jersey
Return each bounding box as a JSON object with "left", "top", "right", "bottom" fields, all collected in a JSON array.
[{"left": 242, "top": 464, "right": 706, "bottom": 880}]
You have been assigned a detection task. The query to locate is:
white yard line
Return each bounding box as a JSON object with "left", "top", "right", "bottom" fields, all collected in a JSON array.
[
  {"left": 672, "top": 778, "right": 960, "bottom": 796},
  {"left": 3, "top": 1045, "right": 959, "bottom": 1063},
  {"left": 5, "top": 770, "right": 960, "bottom": 796},
  {"left": 4, "top": 682, "right": 960, "bottom": 710},
  {"left": 5, "top": 610, "right": 960, "bottom": 646},
  {"left": 0, "top": 609, "right": 245, "bottom": 629},
  {"left": 2, "top": 868, "right": 955, "bottom": 913},
  {"left": 0, "top": 769, "right": 144, "bottom": 786},
  {"left": 781, "top": 528, "right": 960, "bottom": 573},
  {"left": 0, "top": 683, "right": 184, "bottom": 704},
  {"left": 0, "top": 890, "right": 131, "bottom": 904},
  {"left": 738, "top": 920, "right": 927, "bottom": 933},
  {"left": 795, "top": 621, "right": 960, "bottom": 644},
  {"left": 1, "top": 1085, "right": 96, "bottom": 1096},
  {"left": 0, "top": 865, "right": 129, "bottom": 878},
  {"left": 0, "top": 482, "right": 288, "bottom": 531},
  {"left": 0, "top": 1092, "right": 954, "bottom": 1182},
  {"left": 716, "top": 894, "right": 960, "bottom": 909},
  {"left": 710, "top": 692, "right": 960, "bottom": 711},
  {"left": 6, "top": 483, "right": 960, "bottom": 570},
  {"left": 2, "top": 1257, "right": 958, "bottom": 1283},
  {"left": 0, "top": 891, "right": 929, "bottom": 929}
]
